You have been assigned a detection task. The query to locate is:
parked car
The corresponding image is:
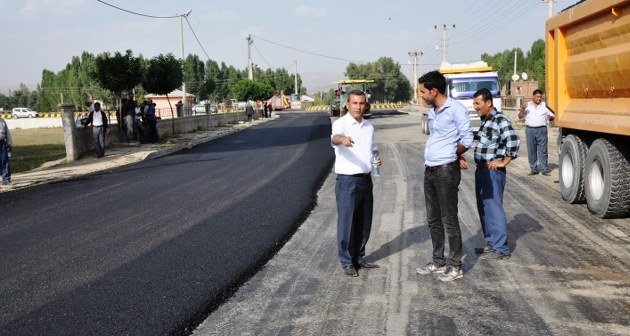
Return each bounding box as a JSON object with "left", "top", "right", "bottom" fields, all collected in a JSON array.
[
  {"left": 12, "top": 107, "right": 38, "bottom": 118},
  {"left": 192, "top": 104, "right": 217, "bottom": 115}
]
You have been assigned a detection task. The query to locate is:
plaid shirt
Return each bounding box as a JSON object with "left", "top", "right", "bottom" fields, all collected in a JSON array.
[{"left": 473, "top": 109, "right": 520, "bottom": 164}]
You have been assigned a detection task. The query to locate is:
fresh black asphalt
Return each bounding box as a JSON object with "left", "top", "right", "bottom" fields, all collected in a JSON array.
[{"left": 0, "top": 112, "right": 334, "bottom": 335}]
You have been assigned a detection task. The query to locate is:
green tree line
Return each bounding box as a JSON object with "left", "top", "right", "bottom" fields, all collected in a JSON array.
[
  {"left": 481, "top": 39, "right": 546, "bottom": 92},
  {"left": 0, "top": 51, "right": 304, "bottom": 113},
  {"left": 0, "top": 39, "right": 545, "bottom": 112}
]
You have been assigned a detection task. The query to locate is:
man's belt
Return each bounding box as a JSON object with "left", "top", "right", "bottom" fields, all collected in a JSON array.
[
  {"left": 425, "top": 161, "right": 455, "bottom": 172},
  {"left": 339, "top": 173, "right": 371, "bottom": 178}
]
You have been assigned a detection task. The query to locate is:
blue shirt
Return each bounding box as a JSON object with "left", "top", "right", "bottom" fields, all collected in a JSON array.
[{"left": 424, "top": 97, "right": 473, "bottom": 167}]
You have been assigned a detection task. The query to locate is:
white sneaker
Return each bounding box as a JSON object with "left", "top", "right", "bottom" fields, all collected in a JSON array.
[
  {"left": 416, "top": 262, "right": 446, "bottom": 275},
  {"left": 438, "top": 266, "right": 463, "bottom": 282}
]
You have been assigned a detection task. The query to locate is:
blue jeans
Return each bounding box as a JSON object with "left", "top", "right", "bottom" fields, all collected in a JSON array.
[
  {"left": 424, "top": 163, "right": 462, "bottom": 267},
  {"left": 526, "top": 126, "right": 549, "bottom": 173},
  {"left": 336, "top": 174, "right": 374, "bottom": 266},
  {"left": 475, "top": 167, "right": 509, "bottom": 255},
  {"left": 0, "top": 141, "right": 10, "bottom": 182}
]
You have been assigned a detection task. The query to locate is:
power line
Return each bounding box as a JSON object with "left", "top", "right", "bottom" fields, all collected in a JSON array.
[
  {"left": 250, "top": 34, "right": 367, "bottom": 64},
  {"left": 95, "top": 0, "right": 179, "bottom": 19},
  {"left": 183, "top": 16, "right": 211, "bottom": 61}
]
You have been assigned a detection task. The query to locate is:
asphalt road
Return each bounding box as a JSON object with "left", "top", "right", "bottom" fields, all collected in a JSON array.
[
  {"left": 0, "top": 111, "right": 334, "bottom": 335},
  {"left": 194, "top": 110, "right": 630, "bottom": 335}
]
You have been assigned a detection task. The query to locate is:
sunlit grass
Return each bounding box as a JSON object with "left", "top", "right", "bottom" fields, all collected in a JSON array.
[{"left": 9, "top": 128, "right": 66, "bottom": 173}]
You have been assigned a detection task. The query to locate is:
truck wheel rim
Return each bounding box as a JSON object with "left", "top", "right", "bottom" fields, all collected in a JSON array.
[
  {"left": 589, "top": 159, "right": 605, "bottom": 201},
  {"left": 561, "top": 152, "right": 574, "bottom": 189}
]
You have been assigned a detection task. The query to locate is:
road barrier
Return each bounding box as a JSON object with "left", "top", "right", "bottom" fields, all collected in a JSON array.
[{"left": 304, "top": 103, "right": 403, "bottom": 112}]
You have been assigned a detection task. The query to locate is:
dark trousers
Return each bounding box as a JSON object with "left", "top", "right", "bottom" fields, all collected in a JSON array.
[
  {"left": 0, "top": 141, "right": 10, "bottom": 182},
  {"left": 335, "top": 174, "right": 374, "bottom": 266},
  {"left": 424, "top": 163, "right": 462, "bottom": 267},
  {"left": 475, "top": 167, "right": 509, "bottom": 255},
  {"left": 146, "top": 119, "right": 159, "bottom": 143}
]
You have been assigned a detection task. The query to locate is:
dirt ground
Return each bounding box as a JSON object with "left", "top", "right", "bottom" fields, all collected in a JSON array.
[{"left": 193, "top": 111, "right": 630, "bottom": 336}]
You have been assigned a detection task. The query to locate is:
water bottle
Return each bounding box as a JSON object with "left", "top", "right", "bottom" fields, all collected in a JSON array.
[
  {"left": 7, "top": 149, "right": 11, "bottom": 158},
  {"left": 371, "top": 153, "right": 380, "bottom": 177}
]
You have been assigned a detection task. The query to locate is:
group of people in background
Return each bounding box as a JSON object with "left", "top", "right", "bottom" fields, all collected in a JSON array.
[
  {"left": 82, "top": 93, "right": 162, "bottom": 158},
  {"left": 120, "top": 93, "right": 160, "bottom": 144},
  {"left": 331, "top": 69, "right": 554, "bottom": 282}
]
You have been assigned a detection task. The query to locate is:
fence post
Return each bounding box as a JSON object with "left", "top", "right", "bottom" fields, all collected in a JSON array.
[{"left": 59, "top": 103, "right": 79, "bottom": 161}]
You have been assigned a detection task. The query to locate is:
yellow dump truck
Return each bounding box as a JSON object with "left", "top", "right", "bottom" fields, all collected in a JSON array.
[{"left": 547, "top": 0, "right": 630, "bottom": 218}]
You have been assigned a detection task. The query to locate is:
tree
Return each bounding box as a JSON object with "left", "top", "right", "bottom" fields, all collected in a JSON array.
[
  {"left": 481, "top": 40, "right": 546, "bottom": 93},
  {"left": 345, "top": 57, "right": 411, "bottom": 103},
  {"left": 143, "top": 53, "right": 183, "bottom": 133},
  {"left": 94, "top": 50, "right": 143, "bottom": 123},
  {"left": 183, "top": 54, "right": 207, "bottom": 102},
  {"left": 232, "top": 79, "right": 274, "bottom": 102}
]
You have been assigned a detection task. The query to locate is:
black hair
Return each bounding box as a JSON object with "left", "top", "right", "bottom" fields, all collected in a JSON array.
[
  {"left": 346, "top": 89, "right": 366, "bottom": 102},
  {"left": 473, "top": 88, "right": 493, "bottom": 102},
  {"left": 533, "top": 89, "right": 543, "bottom": 96},
  {"left": 418, "top": 70, "right": 447, "bottom": 95}
]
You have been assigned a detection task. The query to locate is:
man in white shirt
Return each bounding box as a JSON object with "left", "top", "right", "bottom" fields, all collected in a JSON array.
[
  {"left": 331, "top": 90, "right": 381, "bottom": 277},
  {"left": 519, "top": 89, "right": 555, "bottom": 176},
  {"left": 81, "top": 102, "right": 109, "bottom": 158}
]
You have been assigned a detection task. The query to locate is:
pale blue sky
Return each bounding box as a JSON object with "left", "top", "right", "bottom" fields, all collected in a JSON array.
[{"left": 0, "top": 0, "right": 559, "bottom": 95}]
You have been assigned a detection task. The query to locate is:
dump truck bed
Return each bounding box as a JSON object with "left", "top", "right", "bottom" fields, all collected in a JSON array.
[{"left": 546, "top": 0, "right": 630, "bottom": 136}]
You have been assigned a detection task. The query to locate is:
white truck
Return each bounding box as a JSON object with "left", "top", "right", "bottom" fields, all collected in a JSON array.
[{"left": 420, "top": 61, "right": 502, "bottom": 134}]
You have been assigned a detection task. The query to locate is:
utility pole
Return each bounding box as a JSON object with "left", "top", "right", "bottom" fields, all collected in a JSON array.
[
  {"left": 435, "top": 24, "right": 455, "bottom": 63},
  {"left": 247, "top": 34, "right": 254, "bottom": 80},
  {"left": 408, "top": 51, "right": 423, "bottom": 104},
  {"left": 294, "top": 59, "right": 298, "bottom": 96},
  {"left": 542, "top": 0, "right": 555, "bottom": 18},
  {"left": 179, "top": 9, "right": 192, "bottom": 111}
]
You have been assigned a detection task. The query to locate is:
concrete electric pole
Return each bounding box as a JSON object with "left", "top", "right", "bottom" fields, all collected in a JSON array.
[
  {"left": 542, "top": 0, "right": 555, "bottom": 18},
  {"left": 179, "top": 9, "right": 192, "bottom": 110},
  {"left": 435, "top": 24, "right": 455, "bottom": 63},
  {"left": 408, "top": 51, "right": 423, "bottom": 104},
  {"left": 247, "top": 34, "right": 254, "bottom": 80}
]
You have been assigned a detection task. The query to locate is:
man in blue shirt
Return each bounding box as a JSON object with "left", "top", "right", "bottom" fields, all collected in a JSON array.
[
  {"left": 471, "top": 88, "right": 520, "bottom": 260},
  {"left": 416, "top": 70, "right": 473, "bottom": 282}
]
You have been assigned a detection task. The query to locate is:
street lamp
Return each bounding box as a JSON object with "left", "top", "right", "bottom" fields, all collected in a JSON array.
[{"left": 179, "top": 9, "right": 192, "bottom": 111}]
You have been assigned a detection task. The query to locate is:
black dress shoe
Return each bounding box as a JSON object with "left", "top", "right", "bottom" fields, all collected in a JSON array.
[
  {"left": 342, "top": 265, "right": 358, "bottom": 277},
  {"left": 358, "top": 261, "right": 380, "bottom": 269},
  {"left": 474, "top": 245, "right": 493, "bottom": 254}
]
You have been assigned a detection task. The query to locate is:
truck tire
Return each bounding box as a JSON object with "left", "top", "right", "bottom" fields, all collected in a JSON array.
[
  {"left": 584, "top": 138, "right": 630, "bottom": 218},
  {"left": 559, "top": 135, "right": 588, "bottom": 203}
]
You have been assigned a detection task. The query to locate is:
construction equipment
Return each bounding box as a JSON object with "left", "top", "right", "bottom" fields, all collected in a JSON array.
[
  {"left": 329, "top": 79, "right": 374, "bottom": 118},
  {"left": 420, "top": 61, "right": 501, "bottom": 135}
]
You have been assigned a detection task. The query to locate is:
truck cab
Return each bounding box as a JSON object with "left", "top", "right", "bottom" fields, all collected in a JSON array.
[{"left": 420, "top": 62, "right": 501, "bottom": 135}]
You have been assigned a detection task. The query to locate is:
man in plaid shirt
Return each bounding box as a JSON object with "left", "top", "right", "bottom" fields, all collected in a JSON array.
[{"left": 471, "top": 88, "right": 520, "bottom": 260}]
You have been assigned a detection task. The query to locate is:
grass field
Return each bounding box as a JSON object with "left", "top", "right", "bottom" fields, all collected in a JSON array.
[{"left": 9, "top": 128, "right": 66, "bottom": 173}]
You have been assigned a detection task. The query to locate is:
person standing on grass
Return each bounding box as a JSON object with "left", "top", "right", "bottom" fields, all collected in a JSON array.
[
  {"left": 0, "top": 117, "right": 13, "bottom": 185},
  {"left": 81, "top": 102, "right": 109, "bottom": 158}
]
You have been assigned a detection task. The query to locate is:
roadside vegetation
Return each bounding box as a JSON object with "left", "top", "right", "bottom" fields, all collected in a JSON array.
[{"left": 10, "top": 128, "right": 65, "bottom": 173}]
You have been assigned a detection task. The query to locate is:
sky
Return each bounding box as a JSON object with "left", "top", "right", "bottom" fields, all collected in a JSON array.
[{"left": 0, "top": 0, "right": 560, "bottom": 96}]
